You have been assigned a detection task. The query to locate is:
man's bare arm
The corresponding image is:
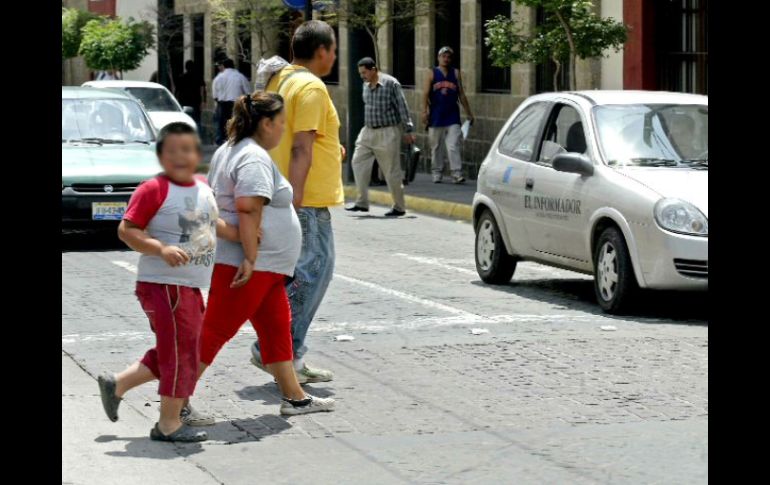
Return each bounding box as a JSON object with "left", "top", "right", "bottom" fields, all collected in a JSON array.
[{"left": 289, "top": 130, "right": 316, "bottom": 207}]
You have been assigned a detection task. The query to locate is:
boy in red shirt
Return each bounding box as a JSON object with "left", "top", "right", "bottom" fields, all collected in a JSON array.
[{"left": 97, "top": 122, "right": 237, "bottom": 442}]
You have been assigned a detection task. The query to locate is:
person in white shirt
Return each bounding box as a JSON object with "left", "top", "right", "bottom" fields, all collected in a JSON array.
[{"left": 212, "top": 59, "right": 251, "bottom": 145}]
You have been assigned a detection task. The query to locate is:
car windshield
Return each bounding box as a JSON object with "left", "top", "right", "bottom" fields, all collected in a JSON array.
[
  {"left": 62, "top": 98, "right": 155, "bottom": 143},
  {"left": 124, "top": 87, "right": 180, "bottom": 112},
  {"left": 593, "top": 104, "right": 708, "bottom": 168}
]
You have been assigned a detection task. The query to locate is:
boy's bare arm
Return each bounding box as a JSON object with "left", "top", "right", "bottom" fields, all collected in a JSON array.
[{"left": 118, "top": 220, "right": 190, "bottom": 267}]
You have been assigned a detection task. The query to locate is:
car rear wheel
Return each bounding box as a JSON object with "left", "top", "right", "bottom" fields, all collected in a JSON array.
[
  {"left": 593, "top": 226, "right": 638, "bottom": 314},
  {"left": 475, "top": 209, "right": 517, "bottom": 284}
]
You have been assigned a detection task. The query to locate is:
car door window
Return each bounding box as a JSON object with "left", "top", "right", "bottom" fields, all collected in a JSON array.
[
  {"left": 537, "top": 104, "right": 587, "bottom": 166},
  {"left": 498, "top": 102, "right": 549, "bottom": 161}
]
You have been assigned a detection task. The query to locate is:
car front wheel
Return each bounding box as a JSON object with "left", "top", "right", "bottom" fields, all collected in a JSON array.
[
  {"left": 593, "top": 226, "right": 638, "bottom": 314},
  {"left": 475, "top": 209, "right": 517, "bottom": 284}
]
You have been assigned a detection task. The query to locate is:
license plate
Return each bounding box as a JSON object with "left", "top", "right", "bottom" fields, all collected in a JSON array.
[{"left": 92, "top": 202, "right": 127, "bottom": 220}]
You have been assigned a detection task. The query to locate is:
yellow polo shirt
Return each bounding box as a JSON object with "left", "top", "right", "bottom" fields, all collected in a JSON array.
[{"left": 266, "top": 65, "right": 343, "bottom": 208}]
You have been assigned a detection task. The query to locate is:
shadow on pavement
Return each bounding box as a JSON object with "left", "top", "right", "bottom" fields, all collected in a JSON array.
[
  {"left": 234, "top": 383, "right": 336, "bottom": 404},
  {"left": 471, "top": 278, "right": 708, "bottom": 324},
  {"left": 97, "top": 434, "right": 204, "bottom": 459},
  {"left": 203, "top": 416, "right": 293, "bottom": 443},
  {"left": 348, "top": 214, "right": 419, "bottom": 220},
  {"left": 62, "top": 227, "right": 129, "bottom": 253}
]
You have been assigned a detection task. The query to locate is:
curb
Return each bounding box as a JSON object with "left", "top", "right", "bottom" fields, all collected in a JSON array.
[{"left": 344, "top": 185, "right": 473, "bottom": 222}]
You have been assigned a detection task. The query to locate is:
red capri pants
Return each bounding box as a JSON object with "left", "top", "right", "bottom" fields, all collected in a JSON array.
[
  {"left": 200, "top": 264, "right": 293, "bottom": 366},
  {"left": 136, "top": 282, "right": 205, "bottom": 399}
]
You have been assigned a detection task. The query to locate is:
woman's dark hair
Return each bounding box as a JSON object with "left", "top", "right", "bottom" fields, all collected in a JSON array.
[
  {"left": 291, "top": 20, "right": 336, "bottom": 60},
  {"left": 357, "top": 57, "right": 377, "bottom": 70},
  {"left": 226, "top": 92, "right": 284, "bottom": 145},
  {"left": 156, "top": 122, "right": 201, "bottom": 156}
]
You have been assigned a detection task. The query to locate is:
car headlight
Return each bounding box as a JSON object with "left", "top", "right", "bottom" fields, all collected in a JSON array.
[{"left": 654, "top": 198, "right": 708, "bottom": 236}]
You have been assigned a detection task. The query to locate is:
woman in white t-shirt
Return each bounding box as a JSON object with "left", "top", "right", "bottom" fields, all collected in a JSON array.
[{"left": 194, "top": 92, "right": 334, "bottom": 416}]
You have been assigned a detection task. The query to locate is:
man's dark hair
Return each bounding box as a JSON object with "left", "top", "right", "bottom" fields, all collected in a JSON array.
[
  {"left": 291, "top": 20, "right": 336, "bottom": 60},
  {"left": 156, "top": 122, "right": 201, "bottom": 156},
  {"left": 357, "top": 57, "right": 377, "bottom": 70},
  {"left": 185, "top": 60, "right": 194, "bottom": 71},
  {"left": 222, "top": 58, "right": 235, "bottom": 69}
]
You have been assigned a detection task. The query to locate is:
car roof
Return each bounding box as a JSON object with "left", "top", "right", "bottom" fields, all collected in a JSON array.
[
  {"left": 82, "top": 80, "right": 170, "bottom": 90},
  {"left": 62, "top": 86, "right": 136, "bottom": 100},
  {"left": 528, "top": 90, "right": 707, "bottom": 106}
]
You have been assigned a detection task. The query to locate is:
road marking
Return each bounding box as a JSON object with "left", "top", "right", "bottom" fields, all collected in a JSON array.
[
  {"left": 334, "top": 273, "right": 490, "bottom": 322},
  {"left": 111, "top": 260, "right": 209, "bottom": 299},
  {"left": 393, "top": 252, "right": 585, "bottom": 277}
]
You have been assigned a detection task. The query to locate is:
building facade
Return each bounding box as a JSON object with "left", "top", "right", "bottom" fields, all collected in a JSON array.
[{"left": 63, "top": 0, "right": 707, "bottom": 177}]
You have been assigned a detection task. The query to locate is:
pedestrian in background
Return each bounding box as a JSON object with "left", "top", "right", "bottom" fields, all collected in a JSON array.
[
  {"left": 421, "top": 46, "right": 475, "bottom": 184},
  {"left": 346, "top": 57, "right": 416, "bottom": 217},
  {"left": 212, "top": 59, "right": 250, "bottom": 146}
]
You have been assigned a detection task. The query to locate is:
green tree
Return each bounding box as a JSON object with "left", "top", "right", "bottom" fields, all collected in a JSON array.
[
  {"left": 62, "top": 7, "right": 99, "bottom": 59},
  {"left": 485, "top": 0, "right": 627, "bottom": 91},
  {"left": 323, "top": 0, "right": 437, "bottom": 67},
  {"left": 210, "top": 0, "right": 292, "bottom": 62},
  {"left": 78, "top": 17, "right": 156, "bottom": 74}
]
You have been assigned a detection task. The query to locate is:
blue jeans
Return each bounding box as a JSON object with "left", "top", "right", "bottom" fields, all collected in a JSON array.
[{"left": 254, "top": 207, "right": 335, "bottom": 361}]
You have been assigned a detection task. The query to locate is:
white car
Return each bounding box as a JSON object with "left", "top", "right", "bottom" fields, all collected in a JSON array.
[
  {"left": 82, "top": 80, "right": 197, "bottom": 132},
  {"left": 473, "top": 90, "right": 707, "bottom": 313}
]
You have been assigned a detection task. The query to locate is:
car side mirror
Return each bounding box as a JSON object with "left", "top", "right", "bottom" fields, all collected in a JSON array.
[
  {"left": 183, "top": 106, "right": 194, "bottom": 115},
  {"left": 552, "top": 153, "right": 594, "bottom": 176}
]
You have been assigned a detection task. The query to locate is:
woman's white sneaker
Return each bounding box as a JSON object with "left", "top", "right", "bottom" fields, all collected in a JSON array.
[{"left": 280, "top": 395, "right": 335, "bottom": 416}]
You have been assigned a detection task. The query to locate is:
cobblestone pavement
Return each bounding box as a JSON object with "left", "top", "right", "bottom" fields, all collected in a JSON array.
[{"left": 62, "top": 207, "right": 707, "bottom": 485}]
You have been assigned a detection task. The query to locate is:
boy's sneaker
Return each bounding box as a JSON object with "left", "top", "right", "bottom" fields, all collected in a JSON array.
[
  {"left": 150, "top": 423, "right": 208, "bottom": 442},
  {"left": 180, "top": 404, "right": 215, "bottom": 427},
  {"left": 280, "top": 395, "right": 335, "bottom": 416},
  {"left": 97, "top": 373, "right": 122, "bottom": 422}
]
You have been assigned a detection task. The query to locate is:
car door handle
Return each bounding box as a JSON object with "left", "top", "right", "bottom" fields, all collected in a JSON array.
[{"left": 525, "top": 178, "right": 534, "bottom": 191}]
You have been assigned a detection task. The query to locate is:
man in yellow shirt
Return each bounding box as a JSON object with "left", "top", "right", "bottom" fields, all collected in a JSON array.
[{"left": 250, "top": 20, "right": 342, "bottom": 384}]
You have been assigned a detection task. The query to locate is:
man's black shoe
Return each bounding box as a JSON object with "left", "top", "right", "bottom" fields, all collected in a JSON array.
[
  {"left": 384, "top": 209, "right": 406, "bottom": 217},
  {"left": 345, "top": 204, "right": 369, "bottom": 212}
]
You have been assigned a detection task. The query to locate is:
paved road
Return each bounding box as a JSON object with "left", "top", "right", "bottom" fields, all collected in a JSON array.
[{"left": 62, "top": 207, "right": 708, "bottom": 485}]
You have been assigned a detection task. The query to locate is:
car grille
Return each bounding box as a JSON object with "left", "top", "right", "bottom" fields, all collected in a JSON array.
[
  {"left": 673, "top": 259, "right": 708, "bottom": 278},
  {"left": 71, "top": 183, "right": 138, "bottom": 194}
]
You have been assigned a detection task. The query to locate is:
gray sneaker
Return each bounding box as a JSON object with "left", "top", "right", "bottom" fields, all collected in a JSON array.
[
  {"left": 180, "top": 404, "right": 215, "bottom": 427},
  {"left": 432, "top": 174, "right": 443, "bottom": 183},
  {"left": 97, "top": 373, "right": 122, "bottom": 422},
  {"left": 296, "top": 364, "right": 334, "bottom": 383},
  {"left": 250, "top": 343, "right": 333, "bottom": 384},
  {"left": 150, "top": 423, "right": 208, "bottom": 442},
  {"left": 280, "top": 395, "right": 335, "bottom": 416}
]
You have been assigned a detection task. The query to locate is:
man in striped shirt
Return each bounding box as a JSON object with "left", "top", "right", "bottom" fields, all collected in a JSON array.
[{"left": 346, "top": 57, "right": 415, "bottom": 217}]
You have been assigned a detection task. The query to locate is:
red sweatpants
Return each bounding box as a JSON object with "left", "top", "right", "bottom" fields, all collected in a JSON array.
[
  {"left": 135, "top": 282, "right": 205, "bottom": 399},
  {"left": 200, "top": 264, "right": 293, "bottom": 366}
]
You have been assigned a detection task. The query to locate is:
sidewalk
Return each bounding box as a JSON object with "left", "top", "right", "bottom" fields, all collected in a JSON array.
[
  {"left": 201, "top": 145, "right": 475, "bottom": 222},
  {"left": 344, "top": 172, "right": 476, "bottom": 221}
]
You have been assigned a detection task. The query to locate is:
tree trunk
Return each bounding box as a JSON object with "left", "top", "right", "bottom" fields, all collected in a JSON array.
[
  {"left": 365, "top": 27, "right": 380, "bottom": 67},
  {"left": 553, "top": 58, "right": 561, "bottom": 91},
  {"left": 553, "top": 9, "right": 577, "bottom": 91}
]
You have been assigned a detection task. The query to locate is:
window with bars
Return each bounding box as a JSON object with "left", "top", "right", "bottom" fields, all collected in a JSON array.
[
  {"left": 481, "top": 0, "right": 511, "bottom": 93},
  {"left": 393, "top": 6, "right": 416, "bottom": 87},
  {"left": 655, "top": 0, "right": 708, "bottom": 95}
]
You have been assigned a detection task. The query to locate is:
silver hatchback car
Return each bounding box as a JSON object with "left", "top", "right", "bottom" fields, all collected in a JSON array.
[{"left": 473, "top": 91, "right": 707, "bottom": 313}]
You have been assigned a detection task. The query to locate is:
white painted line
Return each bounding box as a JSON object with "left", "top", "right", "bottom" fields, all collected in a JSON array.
[
  {"left": 394, "top": 253, "right": 476, "bottom": 275},
  {"left": 111, "top": 260, "right": 209, "bottom": 300},
  {"left": 334, "top": 273, "right": 488, "bottom": 322}
]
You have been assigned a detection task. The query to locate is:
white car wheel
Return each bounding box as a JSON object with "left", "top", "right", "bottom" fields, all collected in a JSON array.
[
  {"left": 475, "top": 210, "right": 516, "bottom": 284},
  {"left": 593, "top": 226, "right": 638, "bottom": 314}
]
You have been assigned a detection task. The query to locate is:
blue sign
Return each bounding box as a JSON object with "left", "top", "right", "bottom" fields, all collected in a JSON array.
[
  {"left": 282, "top": 0, "right": 334, "bottom": 11},
  {"left": 502, "top": 166, "right": 515, "bottom": 183}
]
